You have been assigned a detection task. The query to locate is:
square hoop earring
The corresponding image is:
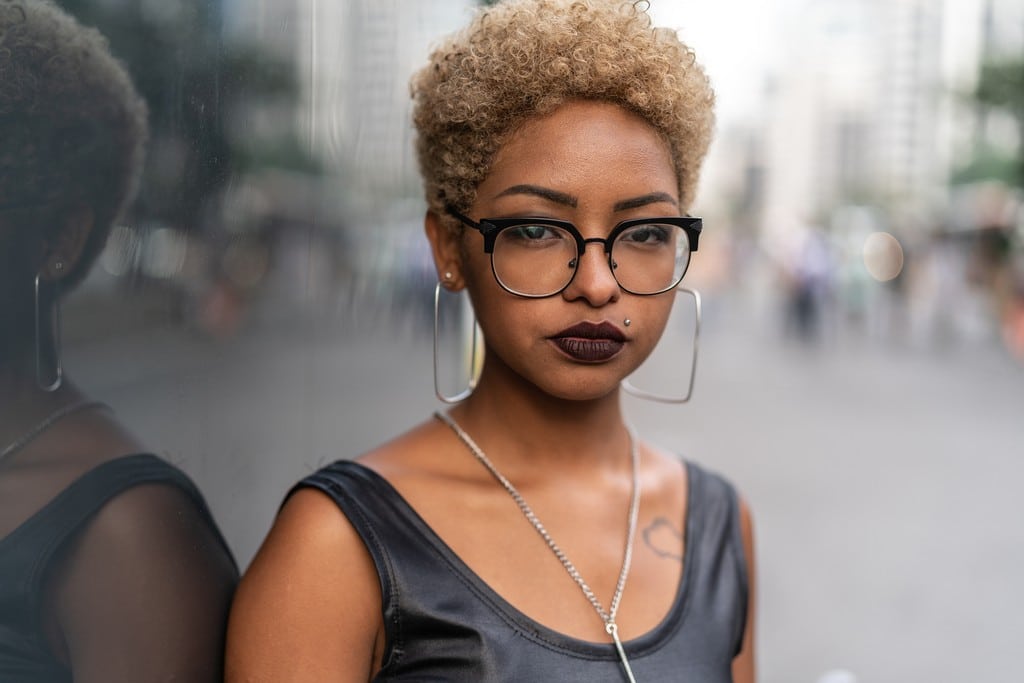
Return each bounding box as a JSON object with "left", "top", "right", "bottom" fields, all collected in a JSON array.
[
  {"left": 35, "top": 267, "right": 63, "bottom": 392},
  {"left": 433, "top": 281, "right": 482, "bottom": 403},
  {"left": 621, "top": 288, "right": 701, "bottom": 404}
]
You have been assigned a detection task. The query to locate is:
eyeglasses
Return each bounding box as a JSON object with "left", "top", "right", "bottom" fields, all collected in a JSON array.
[{"left": 447, "top": 207, "right": 701, "bottom": 298}]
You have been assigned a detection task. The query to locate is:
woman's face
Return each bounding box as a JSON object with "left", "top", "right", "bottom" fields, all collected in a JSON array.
[{"left": 453, "top": 100, "right": 683, "bottom": 401}]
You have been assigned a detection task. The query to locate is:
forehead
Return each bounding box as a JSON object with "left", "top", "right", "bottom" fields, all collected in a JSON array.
[{"left": 479, "top": 101, "right": 678, "bottom": 206}]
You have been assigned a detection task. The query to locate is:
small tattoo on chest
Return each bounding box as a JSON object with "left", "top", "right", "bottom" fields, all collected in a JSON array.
[{"left": 642, "top": 516, "right": 683, "bottom": 562}]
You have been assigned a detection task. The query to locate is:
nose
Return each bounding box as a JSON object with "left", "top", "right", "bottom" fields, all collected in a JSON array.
[{"left": 562, "top": 240, "right": 620, "bottom": 305}]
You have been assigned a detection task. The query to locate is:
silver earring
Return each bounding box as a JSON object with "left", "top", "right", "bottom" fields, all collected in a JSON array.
[
  {"left": 35, "top": 266, "right": 63, "bottom": 392},
  {"left": 434, "top": 281, "right": 481, "bottom": 403},
  {"left": 621, "top": 288, "right": 701, "bottom": 404}
]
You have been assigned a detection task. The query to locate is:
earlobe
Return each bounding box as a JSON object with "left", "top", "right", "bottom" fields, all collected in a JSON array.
[
  {"left": 424, "top": 210, "right": 465, "bottom": 289},
  {"left": 41, "top": 204, "right": 95, "bottom": 281}
]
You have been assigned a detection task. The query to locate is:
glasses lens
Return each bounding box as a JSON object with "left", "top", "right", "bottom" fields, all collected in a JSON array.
[
  {"left": 492, "top": 223, "right": 578, "bottom": 296},
  {"left": 611, "top": 223, "right": 691, "bottom": 294}
]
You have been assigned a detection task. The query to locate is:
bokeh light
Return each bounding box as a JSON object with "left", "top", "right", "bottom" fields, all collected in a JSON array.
[{"left": 862, "top": 231, "right": 904, "bottom": 282}]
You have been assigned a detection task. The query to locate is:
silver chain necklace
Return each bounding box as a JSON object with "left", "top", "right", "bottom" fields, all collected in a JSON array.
[
  {"left": 0, "top": 400, "right": 109, "bottom": 465},
  {"left": 435, "top": 411, "right": 641, "bottom": 683}
]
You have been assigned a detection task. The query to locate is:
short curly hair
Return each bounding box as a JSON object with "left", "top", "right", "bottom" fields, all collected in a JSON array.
[
  {"left": 0, "top": 0, "right": 147, "bottom": 289},
  {"left": 411, "top": 0, "right": 715, "bottom": 230}
]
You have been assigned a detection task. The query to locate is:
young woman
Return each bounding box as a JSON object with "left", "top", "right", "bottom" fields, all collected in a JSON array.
[
  {"left": 228, "top": 1, "right": 755, "bottom": 681},
  {"left": 0, "top": 2, "right": 237, "bottom": 680}
]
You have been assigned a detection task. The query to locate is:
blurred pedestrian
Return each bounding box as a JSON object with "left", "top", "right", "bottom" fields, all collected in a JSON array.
[
  {"left": 0, "top": 1, "right": 236, "bottom": 680},
  {"left": 228, "top": 1, "right": 755, "bottom": 681}
]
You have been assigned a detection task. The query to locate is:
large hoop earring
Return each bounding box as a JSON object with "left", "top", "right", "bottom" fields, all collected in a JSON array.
[
  {"left": 434, "top": 282, "right": 481, "bottom": 404},
  {"left": 35, "top": 269, "right": 63, "bottom": 392},
  {"left": 621, "top": 287, "right": 701, "bottom": 404}
]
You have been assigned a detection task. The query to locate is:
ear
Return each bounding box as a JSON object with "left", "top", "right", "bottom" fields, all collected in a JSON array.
[
  {"left": 425, "top": 210, "right": 465, "bottom": 290},
  {"left": 40, "top": 204, "right": 95, "bottom": 281}
]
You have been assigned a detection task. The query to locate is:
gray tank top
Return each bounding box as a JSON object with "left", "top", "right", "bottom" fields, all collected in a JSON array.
[{"left": 296, "top": 459, "right": 747, "bottom": 681}]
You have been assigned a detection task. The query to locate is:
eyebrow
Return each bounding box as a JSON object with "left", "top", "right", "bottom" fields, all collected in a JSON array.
[
  {"left": 613, "top": 192, "right": 679, "bottom": 212},
  {"left": 494, "top": 184, "right": 577, "bottom": 207},
  {"left": 493, "top": 185, "right": 678, "bottom": 213}
]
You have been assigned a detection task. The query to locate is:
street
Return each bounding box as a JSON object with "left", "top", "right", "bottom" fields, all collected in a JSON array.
[{"left": 65, "top": 283, "right": 1024, "bottom": 683}]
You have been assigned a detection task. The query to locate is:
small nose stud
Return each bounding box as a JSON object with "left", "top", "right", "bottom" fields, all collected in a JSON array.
[{"left": 623, "top": 318, "right": 631, "bottom": 327}]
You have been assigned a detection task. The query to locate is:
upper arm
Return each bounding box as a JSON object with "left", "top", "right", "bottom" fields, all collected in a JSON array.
[
  {"left": 731, "top": 496, "right": 757, "bottom": 683},
  {"left": 47, "top": 483, "right": 238, "bottom": 683},
  {"left": 226, "top": 487, "right": 384, "bottom": 683}
]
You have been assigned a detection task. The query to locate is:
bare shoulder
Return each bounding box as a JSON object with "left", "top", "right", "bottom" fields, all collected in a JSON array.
[
  {"left": 227, "top": 487, "right": 384, "bottom": 682},
  {"left": 46, "top": 483, "right": 236, "bottom": 682},
  {"left": 359, "top": 416, "right": 463, "bottom": 484},
  {"left": 637, "top": 440, "right": 689, "bottom": 503}
]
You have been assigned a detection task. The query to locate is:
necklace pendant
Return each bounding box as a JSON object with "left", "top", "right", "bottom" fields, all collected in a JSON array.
[{"left": 605, "top": 622, "right": 638, "bottom": 683}]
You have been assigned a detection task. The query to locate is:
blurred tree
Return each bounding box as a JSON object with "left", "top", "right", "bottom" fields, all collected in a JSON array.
[
  {"left": 55, "top": 0, "right": 308, "bottom": 234},
  {"left": 965, "top": 57, "right": 1024, "bottom": 187}
]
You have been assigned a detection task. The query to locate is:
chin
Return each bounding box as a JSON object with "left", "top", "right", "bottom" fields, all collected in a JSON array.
[{"left": 536, "top": 376, "right": 622, "bottom": 403}]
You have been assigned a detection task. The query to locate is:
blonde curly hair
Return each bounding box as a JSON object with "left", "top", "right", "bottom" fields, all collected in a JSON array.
[
  {"left": 0, "top": 0, "right": 147, "bottom": 288},
  {"left": 411, "top": 0, "right": 714, "bottom": 230}
]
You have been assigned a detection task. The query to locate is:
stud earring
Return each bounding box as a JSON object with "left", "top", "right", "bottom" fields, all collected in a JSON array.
[{"left": 621, "top": 288, "right": 701, "bottom": 404}]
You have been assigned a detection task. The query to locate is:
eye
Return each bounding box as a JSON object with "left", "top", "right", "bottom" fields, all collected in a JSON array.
[
  {"left": 505, "top": 224, "right": 566, "bottom": 243},
  {"left": 619, "top": 224, "right": 672, "bottom": 245}
]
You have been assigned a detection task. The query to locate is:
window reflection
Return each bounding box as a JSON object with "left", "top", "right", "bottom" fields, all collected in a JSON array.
[{"left": 1, "top": 1, "right": 235, "bottom": 680}]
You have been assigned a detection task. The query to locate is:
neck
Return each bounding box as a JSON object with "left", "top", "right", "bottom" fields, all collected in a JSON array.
[
  {"left": 0, "top": 355, "right": 84, "bottom": 447},
  {"left": 448, "top": 357, "right": 632, "bottom": 475}
]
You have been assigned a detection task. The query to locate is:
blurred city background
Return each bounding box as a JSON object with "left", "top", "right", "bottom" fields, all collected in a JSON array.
[{"left": 46, "top": 0, "right": 1024, "bottom": 681}]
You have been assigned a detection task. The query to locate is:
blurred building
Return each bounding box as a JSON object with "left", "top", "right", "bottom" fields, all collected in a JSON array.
[
  {"left": 752, "top": 0, "right": 949, "bottom": 238},
  {"left": 293, "top": 0, "right": 474, "bottom": 208},
  {"left": 747, "top": 0, "right": 1024, "bottom": 239}
]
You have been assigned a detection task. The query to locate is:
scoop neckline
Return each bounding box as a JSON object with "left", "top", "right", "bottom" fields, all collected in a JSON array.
[{"left": 341, "top": 458, "right": 700, "bottom": 660}]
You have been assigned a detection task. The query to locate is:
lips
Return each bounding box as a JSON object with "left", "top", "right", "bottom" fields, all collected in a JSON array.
[{"left": 549, "top": 322, "right": 626, "bottom": 362}]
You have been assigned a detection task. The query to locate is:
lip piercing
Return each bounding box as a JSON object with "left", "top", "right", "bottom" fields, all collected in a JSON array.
[{"left": 624, "top": 318, "right": 631, "bottom": 327}]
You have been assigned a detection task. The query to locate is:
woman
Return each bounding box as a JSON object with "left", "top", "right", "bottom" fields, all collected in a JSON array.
[
  {"left": 0, "top": 1, "right": 237, "bottom": 680},
  {"left": 228, "top": 1, "right": 755, "bottom": 680}
]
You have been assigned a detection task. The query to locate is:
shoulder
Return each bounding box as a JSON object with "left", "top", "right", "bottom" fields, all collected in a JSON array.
[
  {"left": 44, "top": 463, "right": 238, "bottom": 681},
  {"left": 51, "top": 461, "right": 238, "bottom": 602},
  {"left": 226, "top": 422, "right": 451, "bottom": 681},
  {"left": 34, "top": 454, "right": 234, "bottom": 580},
  {"left": 679, "top": 459, "right": 754, "bottom": 575},
  {"left": 227, "top": 481, "right": 384, "bottom": 681},
  {"left": 682, "top": 459, "right": 748, "bottom": 518}
]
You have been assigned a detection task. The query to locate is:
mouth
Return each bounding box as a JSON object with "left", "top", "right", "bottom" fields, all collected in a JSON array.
[{"left": 549, "top": 322, "right": 626, "bottom": 362}]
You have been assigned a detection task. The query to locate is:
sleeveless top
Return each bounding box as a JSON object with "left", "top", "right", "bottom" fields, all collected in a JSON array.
[
  {"left": 0, "top": 454, "right": 235, "bottom": 682},
  {"left": 296, "top": 459, "right": 748, "bottom": 682}
]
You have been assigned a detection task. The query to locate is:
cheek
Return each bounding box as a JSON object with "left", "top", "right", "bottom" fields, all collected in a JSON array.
[{"left": 631, "top": 295, "right": 676, "bottom": 353}]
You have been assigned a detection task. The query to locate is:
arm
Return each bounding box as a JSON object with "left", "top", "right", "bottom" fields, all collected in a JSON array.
[
  {"left": 226, "top": 488, "right": 384, "bottom": 683},
  {"left": 45, "top": 483, "right": 238, "bottom": 683},
  {"left": 731, "top": 497, "right": 757, "bottom": 683}
]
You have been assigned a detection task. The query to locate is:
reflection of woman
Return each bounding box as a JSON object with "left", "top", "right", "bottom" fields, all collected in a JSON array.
[
  {"left": 229, "top": 1, "right": 755, "bottom": 681},
  {"left": 0, "top": 2, "right": 237, "bottom": 681}
]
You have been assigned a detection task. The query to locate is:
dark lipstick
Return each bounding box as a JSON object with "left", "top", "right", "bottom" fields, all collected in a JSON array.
[{"left": 549, "top": 322, "right": 626, "bottom": 362}]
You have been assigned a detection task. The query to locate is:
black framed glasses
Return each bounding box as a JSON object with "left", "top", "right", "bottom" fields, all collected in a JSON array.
[{"left": 447, "top": 207, "right": 702, "bottom": 298}]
